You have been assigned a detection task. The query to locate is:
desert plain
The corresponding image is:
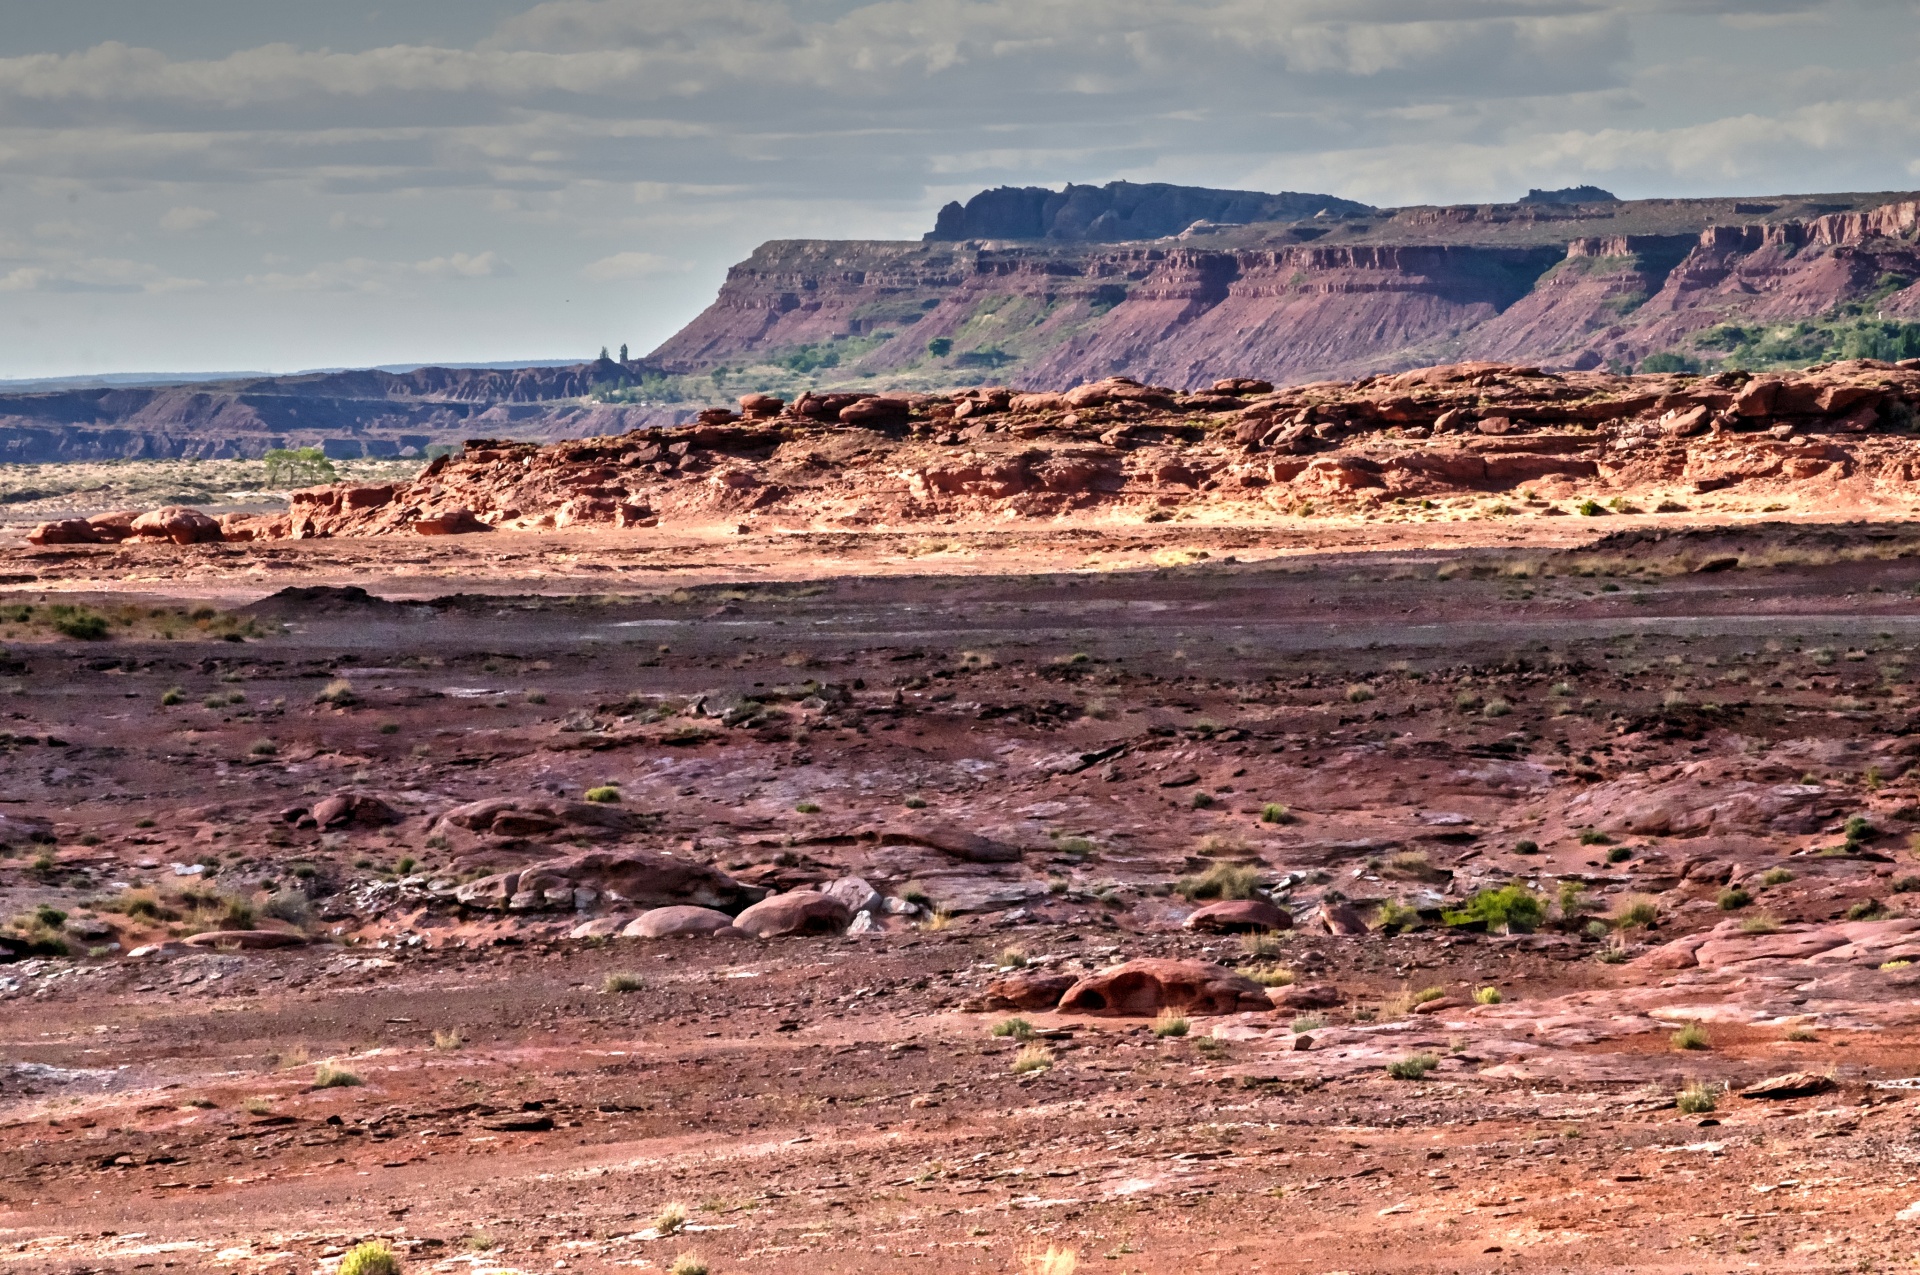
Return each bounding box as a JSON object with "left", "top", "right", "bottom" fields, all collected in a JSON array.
[{"left": 8, "top": 365, "right": 1920, "bottom": 1275}]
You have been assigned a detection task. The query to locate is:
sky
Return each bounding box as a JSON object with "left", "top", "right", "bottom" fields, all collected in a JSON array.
[{"left": 0, "top": 0, "right": 1916, "bottom": 379}]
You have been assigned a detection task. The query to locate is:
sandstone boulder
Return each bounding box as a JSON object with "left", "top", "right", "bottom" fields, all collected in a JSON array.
[
  {"left": 130, "top": 506, "right": 223, "bottom": 545},
  {"left": 622, "top": 905, "right": 740, "bottom": 939},
  {"left": 568, "top": 916, "right": 627, "bottom": 939},
  {"left": 1739, "top": 1070, "right": 1836, "bottom": 1100},
  {"left": 310, "top": 792, "right": 398, "bottom": 830},
  {"left": 839, "top": 396, "right": 911, "bottom": 425},
  {"left": 454, "top": 849, "right": 747, "bottom": 913},
  {"left": 875, "top": 823, "right": 1023, "bottom": 863},
  {"left": 437, "top": 796, "right": 647, "bottom": 841},
  {"left": 26, "top": 519, "right": 104, "bottom": 546},
  {"left": 732, "top": 890, "right": 852, "bottom": 938},
  {"left": 414, "top": 507, "right": 488, "bottom": 535},
  {"left": 822, "top": 876, "right": 882, "bottom": 916},
  {"left": 1566, "top": 775, "right": 1829, "bottom": 837},
  {"left": 1269, "top": 982, "right": 1343, "bottom": 1011},
  {"left": 1057, "top": 958, "right": 1272, "bottom": 1016},
  {"left": 973, "top": 970, "right": 1079, "bottom": 1011},
  {"left": 1184, "top": 899, "right": 1291, "bottom": 933},
  {"left": 737, "top": 393, "right": 785, "bottom": 418},
  {"left": 181, "top": 929, "right": 307, "bottom": 950},
  {"left": 1213, "top": 378, "right": 1274, "bottom": 395},
  {"left": 1318, "top": 901, "right": 1369, "bottom": 935}
]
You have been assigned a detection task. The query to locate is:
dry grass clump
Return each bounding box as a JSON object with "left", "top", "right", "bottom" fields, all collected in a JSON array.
[
  {"left": 432, "top": 1028, "right": 463, "bottom": 1051},
  {"left": 602, "top": 972, "right": 644, "bottom": 994},
  {"left": 991, "top": 1017, "right": 1034, "bottom": 1039},
  {"left": 312, "top": 1061, "right": 362, "bottom": 1089},
  {"left": 1022, "top": 1245, "right": 1079, "bottom": 1275},
  {"left": 1473, "top": 986, "right": 1503, "bottom": 1005},
  {"left": 1675, "top": 1080, "right": 1718, "bottom": 1114},
  {"left": 1176, "top": 861, "right": 1259, "bottom": 901},
  {"left": 1671, "top": 1021, "right": 1710, "bottom": 1051},
  {"left": 651, "top": 1202, "right": 688, "bottom": 1236},
  {"left": 1244, "top": 964, "right": 1294, "bottom": 986},
  {"left": 667, "top": 1254, "right": 708, "bottom": 1275},
  {"left": 1387, "top": 1053, "right": 1439, "bottom": 1080},
  {"left": 1151, "top": 1009, "right": 1190, "bottom": 1038},
  {"left": 1011, "top": 1044, "right": 1054, "bottom": 1074},
  {"left": 996, "top": 946, "right": 1028, "bottom": 969}
]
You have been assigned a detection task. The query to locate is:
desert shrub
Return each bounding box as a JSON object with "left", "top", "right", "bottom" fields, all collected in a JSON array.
[
  {"left": 248, "top": 738, "right": 278, "bottom": 757},
  {"left": 1513, "top": 839, "right": 1539, "bottom": 855},
  {"left": 1240, "top": 931, "right": 1282, "bottom": 957},
  {"left": 313, "top": 1061, "right": 363, "bottom": 1088},
  {"left": 584, "top": 785, "right": 621, "bottom": 803},
  {"left": 1151, "top": 1009, "right": 1189, "bottom": 1038},
  {"left": 48, "top": 606, "right": 109, "bottom": 640},
  {"left": 1176, "top": 861, "right": 1258, "bottom": 901},
  {"left": 1011, "top": 1043, "right": 1053, "bottom": 1074},
  {"left": 1671, "top": 1021, "right": 1710, "bottom": 1051},
  {"left": 1785, "top": 1025, "right": 1817, "bottom": 1042},
  {"left": 1761, "top": 867, "right": 1795, "bottom": 887},
  {"left": 315, "top": 679, "right": 356, "bottom": 706},
  {"left": 1473, "top": 986, "right": 1503, "bottom": 1005},
  {"left": 996, "top": 946, "right": 1028, "bottom": 969},
  {"left": 1616, "top": 896, "right": 1659, "bottom": 928},
  {"left": 160, "top": 686, "right": 183, "bottom": 706},
  {"left": 1881, "top": 958, "right": 1912, "bottom": 971},
  {"left": 1717, "top": 887, "right": 1752, "bottom": 911},
  {"left": 378, "top": 722, "right": 400, "bottom": 735},
  {"left": 1482, "top": 698, "right": 1511, "bottom": 718},
  {"left": 1387, "top": 1053, "right": 1438, "bottom": 1080},
  {"left": 990, "top": 1017, "right": 1034, "bottom": 1039},
  {"left": 794, "top": 801, "right": 820, "bottom": 814},
  {"left": 1443, "top": 885, "right": 1544, "bottom": 934},
  {"left": 1190, "top": 791, "right": 1214, "bottom": 809},
  {"left": 1848, "top": 898, "right": 1886, "bottom": 920},
  {"left": 1577, "top": 827, "right": 1611, "bottom": 846},
  {"left": 1260, "top": 803, "right": 1292, "bottom": 824},
  {"left": 1345, "top": 683, "right": 1375, "bottom": 703},
  {"left": 337, "top": 1242, "right": 400, "bottom": 1275},
  {"left": 920, "top": 907, "right": 953, "bottom": 932},
  {"left": 668, "top": 1255, "right": 708, "bottom": 1275},
  {"left": 1739, "top": 913, "right": 1780, "bottom": 934},
  {"left": 1675, "top": 1081, "right": 1717, "bottom": 1115},
  {"left": 433, "top": 1028, "right": 463, "bottom": 1051},
  {"left": 1894, "top": 875, "right": 1920, "bottom": 894},
  {"left": 652, "top": 1202, "right": 688, "bottom": 1236},
  {"left": 1557, "top": 880, "right": 1595, "bottom": 919},
  {"left": 903, "top": 795, "right": 928, "bottom": 809},
  {"left": 1245, "top": 964, "right": 1294, "bottom": 986},
  {"left": 602, "top": 972, "right": 643, "bottom": 994},
  {"left": 1411, "top": 986, "right": 1446, "bottom": 1005},
  {"left": 262, "top": 890, "right": 310, "bottom": 926},
  {"left": 1606, "top": 845, "right": 1632, "bottom": 863},
  {"left": 1373, "top": 899, "right": 1421, "bottom": 934}
]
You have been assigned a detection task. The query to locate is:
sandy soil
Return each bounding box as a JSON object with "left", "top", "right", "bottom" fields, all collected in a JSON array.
[{"left": 7, "top": 514, "right": 1920, "bottom": 1274}]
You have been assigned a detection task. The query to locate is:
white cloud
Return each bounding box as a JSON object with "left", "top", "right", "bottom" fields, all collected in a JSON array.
[
  {"left": 0, "top": 254, "right": 204, "bottom": 293},
  {"left": 328, "top": 210, "right": 389, "bottom": 230},
  {"left": 414, "top": 250, "right": 510, "bottom": 277},
  {"left": 581, "top": 250, "right": 687, "bottom": 280},
  {"left": 160, "top": 205, "right": 219, "bottom": 231}
]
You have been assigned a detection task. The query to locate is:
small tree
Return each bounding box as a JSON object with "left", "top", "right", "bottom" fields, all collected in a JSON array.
[
  {"left": 599, "top": 345, "right": 610, "bottom": 361},
  {"left": 619, "top": 343, "right": 629, "bottom": 362},
  {"left": 927, "top": 337, "right": 953, "bottom": 357},
  {"left": 263, "top": 446, "right": 337, "bottom": 489}
]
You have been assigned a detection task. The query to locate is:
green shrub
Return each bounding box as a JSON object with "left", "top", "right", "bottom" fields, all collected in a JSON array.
[
  {"left": 337, "top": 1242, "right": 400, "bottom": 1275},
  {"left": 1345, "top": 683, "right": 1375, "bottom": 703},
  {"left": 1373, "top": 899, "right": 1421, "bottom": 934},
  {"left": 1675, "top": 1081, "right": 1717, "bottom": 1114},
  {"left": 48, "top": 607, "right": 109, "bottom": 640},
  {"left": 1717, "top": 887, "right": 1751, "bottom": 911},
  {"left": 1151, "top": 1009, "right": 1189, "bottom": 1038},
  {"left": 1443, "top": 885, "right": 1544, "bottom": 934},
  {"left": 313, "top": 1061, "right": 363, "bottom": 1089},
  {"left": 990, "top": 1017, "right": 1033, "bottom": 1039},
  {"left": 1387, "top": 1053, "right": 1438, "bottom": 1080},
  {"left": 795, "top": 801, "right": 820, "bottom": 814},
  {"left": 1260, "top": 803, "right": 1292, "bottom": 824},
  {"left": 1482, "top": 698, "right": 1511, "bottom": 718},
  {"left": 1245, "top": 964, "right": 1294, "bottom": 986},
  {"left": 668, "top": 1255, "right": 708, "bottom": 1275},
  {"left": 584, "top": 785, "right": 621, "bottom": 803},
  {"left": 1848, "top": 898, "right": 1885, "bottom": 921},
  {"left": 903, "top": 795, "right": 928, "bottom": 809},
  {"left": 1513, "top": 839, "right": 1539, "bottom": 855},
  {"left": 1671, "top": 1021, "right": 1709, "bottom": 1051},
  {"left": 1761, "top": 867, "right": 1795, "bottom": 887},
  {"left": 160, "top": 686, "right": 183, "bottom": 706},
  {"left": 602, "top": 972, "right": 643, "bottom": 994},
  {"left": 1577, "top": 828, "right": 1611, "bottom": 846},
  {"left": 1190, "top": 791, "right": 1214, "bottom": 809},
  {"left": 1473, "top": 986, "right": 1502, "bottom": 1005},
  {"left": 1616, "top": 896, "right": 1659, "bottom": 928},
  {"left": 1606, "top": 845, "right": 1631, "bottom": 863}
]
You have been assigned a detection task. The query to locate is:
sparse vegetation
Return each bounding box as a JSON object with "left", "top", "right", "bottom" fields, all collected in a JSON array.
[
  {"left": 1387, "top": 1053, "right": 1439, "bottom": 1080},
  {"left": 1245, "top": 964, "right": 1294, "bottom": 986},
  {"left": 1443, "top": 884, "right": 1544, "bottom": 934},
  {"left": 1718, "top": 886, "right": 1752, "bottom": 911},
  {"left": 1176, "top": 861, "right": 1258, "bottom": 901},
  {"left": 603, "top": 972, "right": 644, "bottom": 994},
  {"left": 1671, "top": 1021, "right": 1710, "bottom": 1051},
  {"left": 1151, "top": 1009, "right": 1190, "bottom": 1038},
  {"left": 1675, "top": 1081, "right": 1718, "bottom": 1114},
  {"left": 313, "top": 1061, "right": 363, "bottom": 1089},
  {"left": 1011, "top": 1043, "right": 1054, "bottom": 1074},
  {"left": 991, "top": 1017, "right": 1034, "bottom": 1039},
  {"left": 337, "top": 1241, "right": 401, "bottom": 1275},
  {"left": 1473, "top": 986, "right": 1502, "bottom": 1005},
  {"left": 996, "top": 946, "right": 1028, "bottom": 969},
  {"left": 584, "top": 785, "right": 621, "bottom": 803},
  {"left": 668, "top": 1254, "right": 708, "bottom": 1275},
  {"left": 652, "top": 1202, "right": 689, "bottom": 1237},
  {"left": 1260, "top": 802, "right": 1292, "bottom": 824}
]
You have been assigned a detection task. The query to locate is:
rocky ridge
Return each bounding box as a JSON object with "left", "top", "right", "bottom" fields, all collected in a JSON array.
[{"left": 42, "top": 359, "right": 1920, "bottom": 544}]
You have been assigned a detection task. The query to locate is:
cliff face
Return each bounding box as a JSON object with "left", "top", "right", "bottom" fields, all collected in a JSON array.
[
  {"left": 926, "top": 180, "right": 1372, "bottom": 242},
  {"left": 649, "top": 193, "right": 1920, "bottom": 389}
]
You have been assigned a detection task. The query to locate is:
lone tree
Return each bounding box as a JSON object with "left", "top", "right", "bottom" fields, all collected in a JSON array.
[
  {"left": 263, "top": 446, "right": 337, "bottom": 489},
  {"left": 599, "top": 345, "right": 610, "bottom": 361},
  {"left": 619, "top": 343, "right": 629, "bottom": 362}
]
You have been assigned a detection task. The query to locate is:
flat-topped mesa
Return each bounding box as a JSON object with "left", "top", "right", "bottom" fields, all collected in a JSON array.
[{"left": 35, "top": 360, "right": 1920, "bottom": 548}]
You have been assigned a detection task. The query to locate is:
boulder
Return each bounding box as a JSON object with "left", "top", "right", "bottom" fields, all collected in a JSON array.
[
  {"left": 130, "top": 506, "right": 223, "bottom": 545},
  {"left": 737, "top": 393, "right": 785, "bottom": 418},
  {"left": 26, "top": 519, "right": 104, "bottom": 546},
  {"left": 1213, "top": 378, "right": 1274, "bottom": 396},
  {"left": 181, "top": 929, "right": 307, "bottom": 950},
  {"left": 973, "top": 970, "right": 1079, "bottom": 1011},
  {"left": 454, "top": 849, "right": 748, "bottom": 913},
  {"left": 436, "top": 796, "right": 648, "bottom": 840},
  {"left": 1057, "top": 958, "right": 1272, "bottom": 1017},
  {"left": 568, "top": 916, "right": 628, "bottom": 939},
  {"left": 732, "top": 891, "right": 852, "bottom": 938},
  {"left": 310, "top": 792, "right": 399, "bottom": 830},
  {"left": 1269, "top": 983, "right": 1343, "bottom": 1011},
  {"left": 839, "top": 396, "right": 911, "bottom": 425},
  {"left": 1184, "top": 900, "right": 1291, "bottom": 933},
  {"left": 1010, "top": 392, "right": 1068, "bottom": 414},
  {"left": 875, "top": 823, "right": 1023, "bottom": 863},
  {"left": 1565, "top": 775, "right": 1829, "bottom": 837},
  {"left": 0, "top": 812, "right": 55, "bottom": 847},
  {"left": 622, "top": 905, "right": 741, "bottom": 939},
  {"left": 1318, "top": 901, "right": 1370, "bottom": 935},
  {"left": 822, "top": 876, "right": 883, "bottom": 916},
  {"left": 413, "top": 507, "right": 488, "bottom": 535},
  {"left": 1739, "top": 1070, "right": 1836, "bottom": 1100}
]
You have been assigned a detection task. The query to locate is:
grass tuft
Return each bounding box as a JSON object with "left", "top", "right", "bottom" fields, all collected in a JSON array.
[
  {"left": 1387, "top": 1053, "right": 1439, "bottom": 1080},
  {"left": 1671, "top": 1021, "right": 1710, "bottom": 1051},
  {"left": 602, "top": 972, "right": 643, "bottom": 994},
  {"left": 1675, "top": 1081, "right": 1718, "bottom": 1115},
  {"left": 1011, "top": 1043, "right": 1054, "bottom": 1074},
  {"left": 652, "top": 1202, "right": 688, "bottom": 1236},
  {"left": 1473, "top": 986, "right": 1503, "bottom": 1005},
  {"left": 990, "top": 1017, "right": 1034, "bottom": 1039},
  {"left": 337, "top": 1241, "right": 400, "bottom": 1275},
  {"left": 1151, "top": 1008, "right": 1190, "bottom": 1038},
  {"left": 312, "top": 1061, "right": 363, "bottom": 1089},
  {"left": 584, "top": 785, "right": 621, "bottom": 803}
]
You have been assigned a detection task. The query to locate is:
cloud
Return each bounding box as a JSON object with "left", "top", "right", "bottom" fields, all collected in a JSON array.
[
  {"left": 581, "top": 249, "right": 688, "bottom": 280},
  {"left": 414, "top": 250, "right": 510, "bottom": 277},
  {"left": 160, "top": 205, "right": 219, "bottom": 231},
  {"left": 328, "top": 210, "right": 389, "bottom": 230},
  {"left": 0, "top": 254, "right": 205, "bottom": 293}
]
